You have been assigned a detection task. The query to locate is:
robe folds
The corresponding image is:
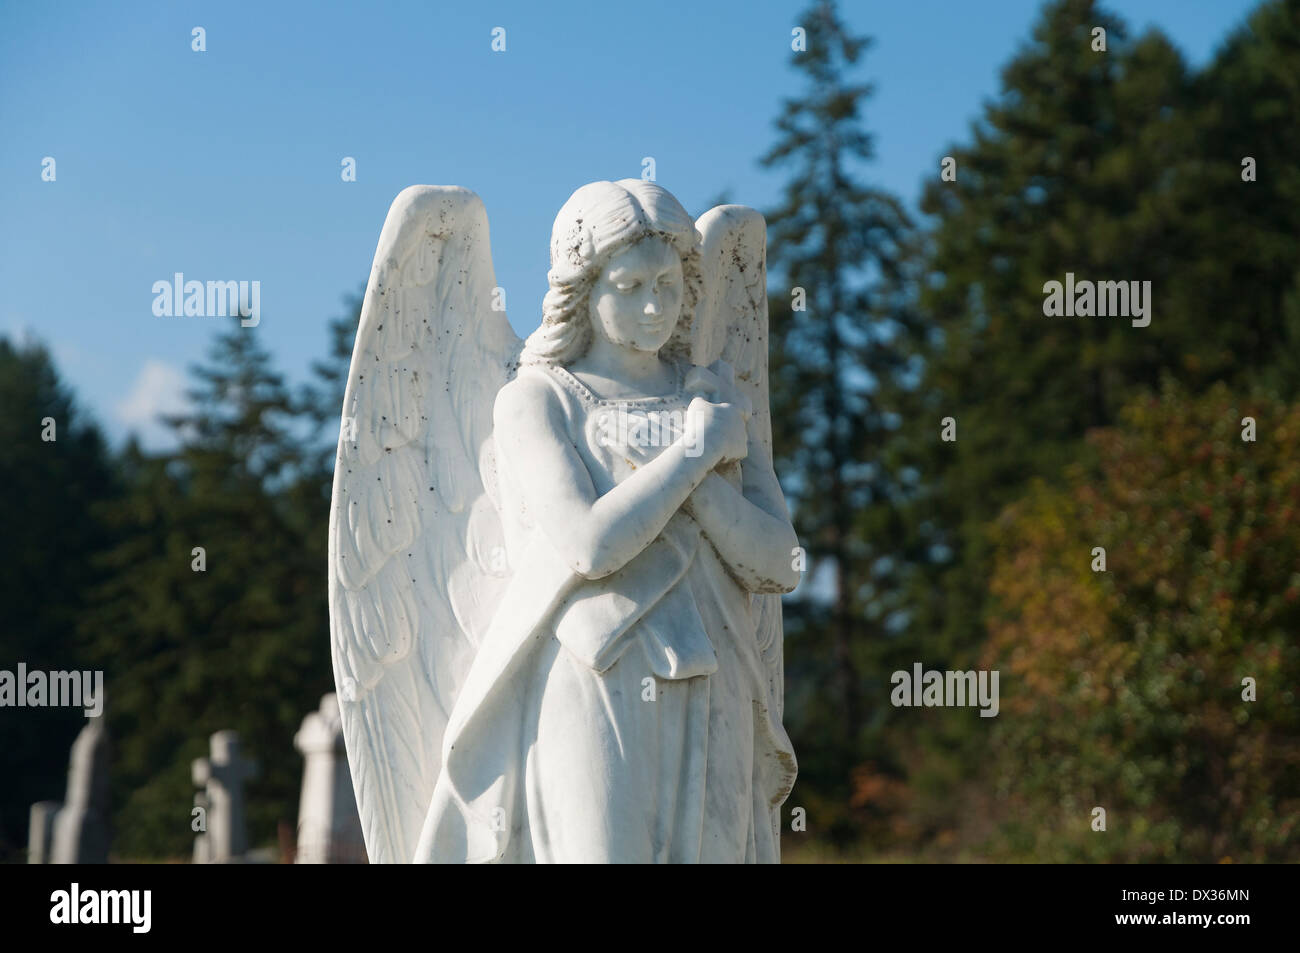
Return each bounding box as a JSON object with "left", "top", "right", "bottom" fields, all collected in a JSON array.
[{"left": 414, "top": 361, "right": 796, "bottom": 863}]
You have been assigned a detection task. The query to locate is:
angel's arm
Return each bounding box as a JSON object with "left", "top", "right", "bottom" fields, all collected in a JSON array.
[
  {"left": 494, "top": 374, "right": 723, "bottom": 580},
  {"left": 683, "top": 428, "right": 800, "bottom": 594}
]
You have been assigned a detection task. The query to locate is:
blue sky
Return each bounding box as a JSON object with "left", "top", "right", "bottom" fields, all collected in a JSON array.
[{"left": 0, "top": 0, "right": 1258, "bottom": 448}]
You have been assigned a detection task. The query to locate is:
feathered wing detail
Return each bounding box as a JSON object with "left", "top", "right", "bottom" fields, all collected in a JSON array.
[
  {"left": 328, "top": 186, "right": 521, "bottom": 863},
  {"left": 692, "top": 204, "right": 788, "bottom": 722}
]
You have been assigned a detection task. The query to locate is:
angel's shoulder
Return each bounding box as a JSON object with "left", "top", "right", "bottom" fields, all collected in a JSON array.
[{"left": 493, "top": 364, "right": 575, "bottom": 436}]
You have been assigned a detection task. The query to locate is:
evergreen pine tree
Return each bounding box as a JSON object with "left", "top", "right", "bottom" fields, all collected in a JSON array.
[
  {"left": 762, "top": 0, "right": 922, "bottom": 836},
  {"left": 83, "top": 326, "right": 331, "bottom": 856},
  {"left": 0, "top": 337, "right": 118, "bottom": 860}
]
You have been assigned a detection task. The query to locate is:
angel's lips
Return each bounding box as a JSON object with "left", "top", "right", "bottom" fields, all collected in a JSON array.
[{"left": 639, "top": 318, "right": 668, "bottom": 333}]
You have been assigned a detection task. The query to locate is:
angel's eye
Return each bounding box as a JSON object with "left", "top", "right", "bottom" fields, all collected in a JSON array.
[{"left": 615, "top": 281, "right": 641, "bottom": 293}]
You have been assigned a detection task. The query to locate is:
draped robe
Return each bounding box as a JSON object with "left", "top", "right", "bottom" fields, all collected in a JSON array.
[{"left": 414, "top": 360, "right": 796, "bottom": 863}]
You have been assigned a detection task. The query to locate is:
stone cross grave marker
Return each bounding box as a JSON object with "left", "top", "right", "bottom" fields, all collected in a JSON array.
[{"left": 192, "top": 730, "right": 258, "bottom": 863}]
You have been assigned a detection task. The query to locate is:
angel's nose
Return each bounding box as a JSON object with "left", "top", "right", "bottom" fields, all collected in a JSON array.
[{"left": 643, "top": 299, "right": 662, "bottom": 316}]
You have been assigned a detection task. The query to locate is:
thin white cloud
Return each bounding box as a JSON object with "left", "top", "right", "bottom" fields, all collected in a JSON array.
[{"left": 115, "top": 360, "right": 188, "bottom": 448}]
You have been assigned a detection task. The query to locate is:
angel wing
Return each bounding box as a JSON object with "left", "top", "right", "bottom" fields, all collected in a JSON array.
[
  {"left": 328, "top": 186, "right": 521, "bottom": 863},
  {"left": 691, "top": 204, "right": 788, "bottom": 723}
]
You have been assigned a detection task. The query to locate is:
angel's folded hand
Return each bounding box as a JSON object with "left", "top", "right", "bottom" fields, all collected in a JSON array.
[
  {"left": 684, "top": 364, "right": 752, "bottom": 421},
  {"left": 684, "top": 396, "right": 747, "bottom": 466}
]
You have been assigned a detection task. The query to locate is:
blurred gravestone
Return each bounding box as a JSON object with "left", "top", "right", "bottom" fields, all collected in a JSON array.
[
  {"left": 27, "top": 800, "right": 60, "bottom": 864},
  {"left": 294, "top": 694, "right": 366, "bottom": 863},
  {"left": 50, "top": 719, "right": 111, "bottom": 863},
  {"left": 192, "top": 730, "right": 258, "bottom": 863},
  {"left": 192, "top": 790, "right": 211, "bottom": 864}
]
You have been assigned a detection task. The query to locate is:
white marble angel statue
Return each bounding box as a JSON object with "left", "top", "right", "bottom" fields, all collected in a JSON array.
[{"left": 329, "top": 179, "right": 799, "bottom": 864}]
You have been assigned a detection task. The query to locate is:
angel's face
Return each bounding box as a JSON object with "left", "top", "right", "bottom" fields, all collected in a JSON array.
[{"left": 588, "top": 235, "right": 683, "bottom": 355}]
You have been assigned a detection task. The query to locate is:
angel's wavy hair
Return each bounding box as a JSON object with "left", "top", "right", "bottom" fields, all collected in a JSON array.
[{"left": 521, "top": 179, "right": 703, "bottom": 366}]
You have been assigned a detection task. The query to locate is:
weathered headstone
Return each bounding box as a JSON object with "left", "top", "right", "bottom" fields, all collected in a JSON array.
[
  {"left": 27, "top": 800, "right": 61, "bottom": 864},
  {"left": 191, "top": 790, "right": 211, "bottom": 864},
  {"left": 50, "top": 718, "right": 111, "bottom": 863},
  {"left": 294, "top": 693, "right": 366, "bottom": 863},
  {"left": 192, "top": 730, "right": 258, "bottom": 863}
]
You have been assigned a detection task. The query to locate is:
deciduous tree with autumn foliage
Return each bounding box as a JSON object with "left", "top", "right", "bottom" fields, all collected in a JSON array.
[{"left": 982, "top": 382, "right": 1300, "bottom": 861}]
